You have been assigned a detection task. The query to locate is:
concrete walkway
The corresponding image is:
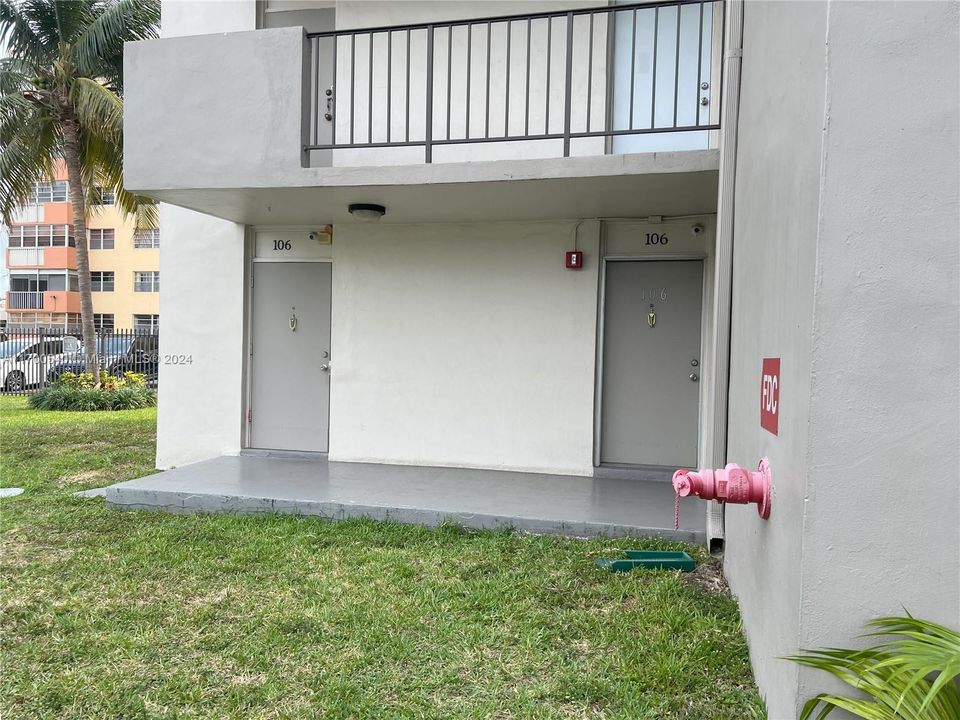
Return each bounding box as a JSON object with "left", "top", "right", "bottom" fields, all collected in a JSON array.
[{"left": 105, "top": 455, "right": 705, "bottom": 543}]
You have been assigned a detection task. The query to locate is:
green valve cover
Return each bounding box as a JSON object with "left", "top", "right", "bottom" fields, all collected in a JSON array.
[{"left": 595, "top": 550, "right": 696, "bottom": 573}]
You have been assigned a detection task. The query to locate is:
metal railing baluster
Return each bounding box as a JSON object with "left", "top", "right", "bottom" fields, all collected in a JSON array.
[
  {"left": 368, "top": 32, "right": 374, "bottom": 143},
  {"left": 405, "top": 29, "right": 411, "bottom": 143},
  {"left": 651, "top": 7, "right": 659, "bottom": 129},
  {"left": 544, "top": 17, "right": 551, "bottom": 134},
  {"left": 629, "top": 9, "right": 637, "bottom": 130},
  {"left": 504, "top": 20, "right": 511, "bottom": 138},
  {"left": 425, "top": 25, "right": 434, "bottom": 162},
  {"left": 446, "top": 26, "right": 453, "bottom": 141},
  {"left": 673, "top": 6, "right": 682, "bottom": 128},
  {"left": 350, "top": 34, "right": 356, "bottom": 145},
  {"left": 695, "top": 2, "right": 703, "bottom": 126},
  {"left": 562, "top": 12, "right": 573, "bottom": 156},
  {"left": 465, "top": 24, "right": 472, "bottom": 139},
  {"left": 524, "top": 18, "right": 531, "bottom": 137},
  {"left": 301, "top": 1, "right": 722, "bottom": 157}
]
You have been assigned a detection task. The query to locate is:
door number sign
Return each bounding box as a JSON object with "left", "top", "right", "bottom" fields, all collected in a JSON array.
[{"left": 760, "top": 358, "right": 780, "bottom": 436}]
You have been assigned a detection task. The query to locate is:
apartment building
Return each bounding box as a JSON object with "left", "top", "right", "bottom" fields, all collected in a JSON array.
[
  {"left": 122, "top": 1, "right": 958, "bottom": 716},
  {"left": 4, "top": 162, "right": 160, "bottom": 331}
]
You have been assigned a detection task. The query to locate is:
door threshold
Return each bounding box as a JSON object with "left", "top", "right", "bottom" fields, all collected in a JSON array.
[
  {"left": 240, "top": 449, "right": 329, "bottom": 461},
  {"left": 593, "top": 463, "right": 676, "bottom": 482}
]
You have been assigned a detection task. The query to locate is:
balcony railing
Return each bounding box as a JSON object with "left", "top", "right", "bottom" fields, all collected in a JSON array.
[
  {"left": 306, "top": 0, "right": 722, "bottom": 163},
  {"left": 8, "top": 291, "right": 44, "bottom": 310}
]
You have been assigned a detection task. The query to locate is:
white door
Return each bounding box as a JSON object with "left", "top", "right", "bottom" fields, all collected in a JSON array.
[
  {"left": 600, "top": 260, "right": 703, "bottom": 468},
  {"left": 250, "top": 262, "right": 332, "bottom": 452}
]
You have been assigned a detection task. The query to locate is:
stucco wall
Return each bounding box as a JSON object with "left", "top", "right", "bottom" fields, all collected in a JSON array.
[
  {"left": 161, "top": 0, "right": 256, "bottom": 38},
  {"left": 124, "top": 25, "right": 307, "bottom": 193},
  {"left": 154, "top": 1, "right": 255, "bottom": 469},
  {"left": 155, "top": 205, "right": 247, "bottom": 469},
  {"left": 725, "top": 1, "right": 960, "bottom": 717},
  {"left": 797, "top": 0, "right": 960, "bottom": 703},
  {"left": 328, "top": 221, "right": 601, "bottom": 475},
  {"left": 722, "top": 2, "right": 826, "bottom": 714}
]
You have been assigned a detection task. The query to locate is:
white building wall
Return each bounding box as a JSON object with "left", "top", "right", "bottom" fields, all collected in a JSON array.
[
  {"left": 328, "top": 221, "right": 601, "bottom": 475},
  {"left": 722, "top": 3, "right": 824, "bottom": 713},
  {"left": 155, "top": 206, "right": 247, "bottom": 469},
  {"left": 161, "top": 0, "right": 256, "bottom": 37},
  {"left": 724, "top": 1, "right": 959, "bottom": 716},
  {"left": 796, "top": 0, "right": 959, "bottom": 705},
  {"left": 154, "top": 0, "right": 256, "bottom": 468}
]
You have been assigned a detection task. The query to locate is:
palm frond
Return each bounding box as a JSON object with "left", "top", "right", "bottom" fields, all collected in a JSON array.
[
  {"left": 866, "top": 616, "right": 960, "bottom": 715},
  {"left": 71, "top": 76, "right": 123, "bottom": 138},
  {"left": 787, "top": 615, "right": 960, "bottom": 720},
  {"left": 0, "top": 110, "right": 57, "bottom": 222},
  {"left": 18, "top": 0, "right": 93, "bottom": 50},
  {"left": 73, "top": 0, "right": 159, "bottom": 83},
  {"left": 77, "top": 113, "right": 156, "bottom": 229},
  {"left": 0, "top": 0, "right": 54, "bottom": 67},
  {"left": 0, "top": 57, "right": 35, "bottom": 95}
]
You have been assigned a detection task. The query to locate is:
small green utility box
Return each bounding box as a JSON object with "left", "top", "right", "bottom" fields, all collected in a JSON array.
[{"left": 595, "top": 550, "right": 696, "bottom": 573}]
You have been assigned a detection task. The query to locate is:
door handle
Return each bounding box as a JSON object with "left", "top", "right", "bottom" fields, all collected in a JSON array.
[
  {"left": 689, "top": 373, "right": 699, "bottom": 382},
  {"left": 320, "top": 364, "right": 330, "bottom": 372}
]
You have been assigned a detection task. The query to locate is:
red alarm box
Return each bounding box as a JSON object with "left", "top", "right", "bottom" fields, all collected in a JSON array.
[{"left": 565, "top": 250, "right": 584, "bottom": 270}]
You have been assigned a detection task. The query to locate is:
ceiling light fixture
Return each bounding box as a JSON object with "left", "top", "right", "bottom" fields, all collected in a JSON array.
[{"left": 348, "top": 203, "right": 386, "bottom": 222}]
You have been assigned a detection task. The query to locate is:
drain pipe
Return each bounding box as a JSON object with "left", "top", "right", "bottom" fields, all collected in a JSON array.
[{"left": 706, "top": 0, "right": 745, "bottom": 557}]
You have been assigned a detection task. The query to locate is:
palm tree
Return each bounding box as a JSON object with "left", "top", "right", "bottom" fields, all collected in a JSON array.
[{"left": 0, "top": 0, "right": 159, "bottom": 378}]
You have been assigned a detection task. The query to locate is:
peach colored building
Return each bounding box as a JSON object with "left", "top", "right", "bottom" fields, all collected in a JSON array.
[{"left": 4, "top": 162, "right": 159, "bottom": 331}]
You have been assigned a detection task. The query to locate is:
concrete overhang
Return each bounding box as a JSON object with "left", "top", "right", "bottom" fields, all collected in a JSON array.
[
  {"left": 139, "top": 149, "right": 719, "bottom": 225},
  {"left": 125, "top": 27, "right": 718, "bottom": 225}
]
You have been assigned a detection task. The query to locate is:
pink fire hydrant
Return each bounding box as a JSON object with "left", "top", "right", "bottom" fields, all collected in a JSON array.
[{"left": 672, "top": 459, "right": 772, "bottom": 528}]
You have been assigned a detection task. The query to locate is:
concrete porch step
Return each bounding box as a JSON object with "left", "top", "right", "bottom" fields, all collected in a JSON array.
[{"left": 104, "top": 455, "right": 705, "bottom": 543}]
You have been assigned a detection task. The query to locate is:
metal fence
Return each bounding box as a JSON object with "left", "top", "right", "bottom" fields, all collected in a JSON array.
[
  {"left": 0, "top": 326, "right": 160, "bottom": 395},
  {"left": 306, "top": 0, "right": 722, "bottom": 162}
]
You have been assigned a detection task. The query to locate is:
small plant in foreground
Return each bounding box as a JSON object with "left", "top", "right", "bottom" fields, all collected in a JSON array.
[
  {"left": 787, "top": 615, "right": 960, "bottom": 719},
  {"left": 29, "top": 372, "right": 155, "bottom": 411}
]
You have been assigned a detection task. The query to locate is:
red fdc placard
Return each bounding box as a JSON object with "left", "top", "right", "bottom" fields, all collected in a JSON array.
[{"left": 760, "top": 358, "right": 780, "bottom": 436}]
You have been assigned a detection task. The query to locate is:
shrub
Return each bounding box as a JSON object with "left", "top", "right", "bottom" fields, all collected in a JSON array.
[
  {"left": 787, "top": 615, "right": 960, "bottom": 719},
  {"left": 29, "top": 372, "right": 156, "bottom": 412}
]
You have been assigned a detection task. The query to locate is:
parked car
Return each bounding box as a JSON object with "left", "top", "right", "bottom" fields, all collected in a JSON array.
[
  {"left": 0, "top": 336, "right": 80, "bottom": 391},
  {"left": 47, "top": 335, "right": 160, "bottom": 385}
]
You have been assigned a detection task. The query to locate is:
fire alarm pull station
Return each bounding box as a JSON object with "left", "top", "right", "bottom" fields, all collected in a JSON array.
[{"left": 565, "top": 251, "right": 583, "bottom": 270}]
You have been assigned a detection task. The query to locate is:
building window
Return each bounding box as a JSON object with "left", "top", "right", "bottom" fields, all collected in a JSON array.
[
  {"left": 134, "top": 271, "right": 160, "bottom": 293},
  {"left": 30, "top": 180, "right": 68, "bottom": 204},
  {"left": 133, "top": 314, "right": 159, "bottom": 331},
  {"left": 93, "top": 314, "right": 115, "bottom": 331},
  {"left": 133, "top": 228, "right": 160, "bottom": 248},
  {"left": 89, "top": 228, "right": 115, "bottom": 249},
  {"left": 92, "top": 186, "right": 116, "bottom": 205},
  {"left": 8, "top": 224, "right": 75, "bottom": 247},
  {"left": 91, "top": 271, "right": 115, "bottom": 292}
]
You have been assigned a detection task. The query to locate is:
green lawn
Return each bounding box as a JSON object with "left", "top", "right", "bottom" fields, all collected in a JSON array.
[{"left": 0, "top": 396, "right": 764, "bottom": 719}]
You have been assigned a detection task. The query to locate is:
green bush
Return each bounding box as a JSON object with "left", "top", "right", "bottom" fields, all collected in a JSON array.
[
  {"left": 29, "top": 372, "right": 156, "bottom": 412},
  {"left": 787, "top": 615, "right": 960, "bottom": 719}
]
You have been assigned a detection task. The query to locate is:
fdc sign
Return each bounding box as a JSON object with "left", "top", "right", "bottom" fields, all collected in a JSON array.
[{"left": 760, "top": 358, "right": 780, "bottom": 436}]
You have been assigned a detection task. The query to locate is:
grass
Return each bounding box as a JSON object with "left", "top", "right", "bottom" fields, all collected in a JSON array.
[{"left": 0, "top": 395, "right": 765, "bottom": 719}]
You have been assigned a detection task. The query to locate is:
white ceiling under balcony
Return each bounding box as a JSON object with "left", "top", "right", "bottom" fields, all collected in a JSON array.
[{"left": 144, "top": 150, "right": 719, "bottom": 226}]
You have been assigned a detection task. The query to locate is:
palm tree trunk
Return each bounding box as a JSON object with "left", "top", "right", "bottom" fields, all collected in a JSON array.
[{"left": 62, "top": 118, "right": 101, "bottom": 382}]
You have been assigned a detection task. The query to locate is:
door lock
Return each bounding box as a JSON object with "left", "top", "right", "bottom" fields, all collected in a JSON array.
[
  {"left": 324, "top": 86, "right": 334, "bottom": 121},
  {"left": 691, "top": 359, "right": 699, "bottom": 367}
]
